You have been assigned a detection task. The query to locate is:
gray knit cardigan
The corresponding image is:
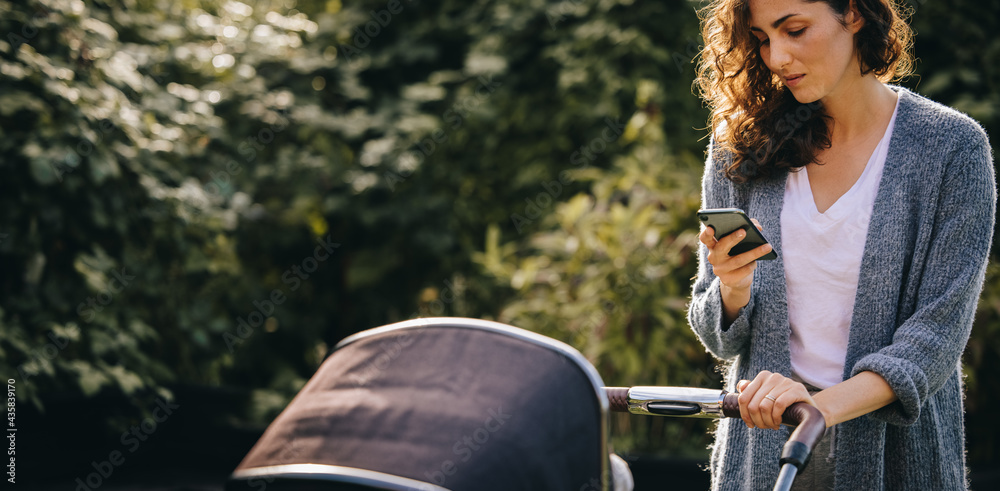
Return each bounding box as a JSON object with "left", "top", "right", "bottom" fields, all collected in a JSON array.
[{"left": 688, "top": 86, "right": 996, "bottom": 491}]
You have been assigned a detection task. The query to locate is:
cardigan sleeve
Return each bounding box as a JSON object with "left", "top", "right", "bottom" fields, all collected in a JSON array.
[
  {"left": 687, "top": 139, "right": 754, "bottom": 361},
  {"left": 851, "top": 125, "right": 996, "bottom": 426}
]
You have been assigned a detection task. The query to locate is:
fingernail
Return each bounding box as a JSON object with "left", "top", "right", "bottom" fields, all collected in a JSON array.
[{"left": 763, "top": 244, "right": 772, "bottom": 252}]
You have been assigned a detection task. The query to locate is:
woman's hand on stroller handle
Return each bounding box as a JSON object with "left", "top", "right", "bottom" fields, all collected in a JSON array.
[
  {"left": 735, "top": 371, "right": 817, "bottom": 430},
  {"left": 604, "top": 385, "right": 826, "bottom": 473}
]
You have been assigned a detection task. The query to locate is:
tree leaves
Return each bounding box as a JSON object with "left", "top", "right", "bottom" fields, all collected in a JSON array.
[{"left": 0, "top": 0, "right": 996, "bottom": 464}]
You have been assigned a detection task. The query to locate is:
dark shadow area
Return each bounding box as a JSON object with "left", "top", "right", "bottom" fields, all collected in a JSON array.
[{"left": 22, "top": 389, "right": 1000, "bottom": 490}]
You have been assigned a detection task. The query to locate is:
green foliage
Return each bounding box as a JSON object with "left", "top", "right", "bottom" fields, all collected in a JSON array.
[
  {"left": 0, "top": 0, "right": 709, "bottom": 423},
  {"left": 475, "top": 108, "right": 721, "bottom": 454},
  {"left": 0, "top": 0, "right": 996, "bottom": 464},
  {"left": 900, "top": 0, "right": 1000, "bottom": 466},
  {"left": 1, "top": 0, "right": 365, "bottom": 414}
]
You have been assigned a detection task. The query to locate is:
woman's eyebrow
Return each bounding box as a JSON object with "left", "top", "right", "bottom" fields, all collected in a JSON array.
[{"left": 749, "top": 13, "right": 802, "bottom": 32}]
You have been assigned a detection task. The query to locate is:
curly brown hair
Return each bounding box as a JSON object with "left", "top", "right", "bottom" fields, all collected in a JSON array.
[{"left": 695, "top": 0, "right": 914, "bottom": 182}]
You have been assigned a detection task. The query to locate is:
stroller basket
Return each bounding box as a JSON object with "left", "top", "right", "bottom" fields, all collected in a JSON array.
[{"left": 227, "top": 317, "right": 615, "bottom": 491}]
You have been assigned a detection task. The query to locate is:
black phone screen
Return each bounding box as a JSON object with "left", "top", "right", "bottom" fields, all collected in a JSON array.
[{"left": 697, "top": 208, "right": 777, "bottom": 260}]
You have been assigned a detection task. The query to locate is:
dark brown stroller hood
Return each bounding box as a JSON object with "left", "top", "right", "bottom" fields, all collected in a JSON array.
[{"left": 227, "top": 318, "right": 614, "bottom": 491}]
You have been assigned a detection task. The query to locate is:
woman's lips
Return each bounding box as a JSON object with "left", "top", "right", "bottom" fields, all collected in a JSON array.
[{"left": 785, "top": 74, "right": 805, "bottom": 87}]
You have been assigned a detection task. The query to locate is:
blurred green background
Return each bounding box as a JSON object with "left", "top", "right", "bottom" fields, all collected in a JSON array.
[{"left": 1, "top": 0, "right": 998, "bottom": 486}]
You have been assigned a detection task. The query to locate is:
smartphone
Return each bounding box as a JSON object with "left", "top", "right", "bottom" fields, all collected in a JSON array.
[{"left": 697, "top": 208, "right": 777, "bottom": 260}]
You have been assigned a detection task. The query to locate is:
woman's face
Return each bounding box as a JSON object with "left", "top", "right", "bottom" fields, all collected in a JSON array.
[{"left": 748, "top": 0, "right": 864, "bottom": 103}]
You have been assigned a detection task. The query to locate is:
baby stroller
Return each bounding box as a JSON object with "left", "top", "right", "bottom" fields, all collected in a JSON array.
[{"left": 226, "top": 318, "right": 824, "bottom": 491}]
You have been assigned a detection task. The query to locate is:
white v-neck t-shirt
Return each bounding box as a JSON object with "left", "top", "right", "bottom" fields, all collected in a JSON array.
[{"left": 780, "top": 94, "right": 900, "bottom": 389}]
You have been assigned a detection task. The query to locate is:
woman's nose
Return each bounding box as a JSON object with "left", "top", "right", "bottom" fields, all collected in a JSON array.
[{"left": 768, "top": 40, "right": 793, "bottom": 71}]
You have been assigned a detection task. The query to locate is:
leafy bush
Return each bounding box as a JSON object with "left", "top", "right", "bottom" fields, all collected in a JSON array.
[
  {"left": 476, "top": 100, "right": 721, "bottom": 454},
  {"left": 0, "top": 0, "right": 996, "bottom": 464}
]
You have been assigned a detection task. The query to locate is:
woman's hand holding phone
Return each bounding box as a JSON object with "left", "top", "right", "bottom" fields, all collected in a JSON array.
[{"left": 698, "top": 216, "right": 773, "bottom": 325}]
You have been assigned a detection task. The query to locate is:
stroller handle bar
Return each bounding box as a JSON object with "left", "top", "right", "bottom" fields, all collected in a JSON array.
[{"left": 604, "top": 386, "right": 826, "bottom": 476}]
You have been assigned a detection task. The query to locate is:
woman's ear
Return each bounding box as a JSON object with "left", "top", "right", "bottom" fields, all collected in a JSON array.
[{"left": 845, "top": 0, "right": 866, "bottom": 33}]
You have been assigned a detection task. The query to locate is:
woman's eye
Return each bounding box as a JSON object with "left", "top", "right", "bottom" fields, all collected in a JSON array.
[{"left": 788, "top": 28, "right": 806, "bottom": 37}]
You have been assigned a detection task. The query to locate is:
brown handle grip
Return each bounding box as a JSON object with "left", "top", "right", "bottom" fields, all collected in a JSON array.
[
  {"left": 605, "top": 387, "right": 630, "bottom": 412},
  {"left": 722, "top": 393, "right": 825, "bottom": 428},
  {"left": 777, "top": 402, "right": 826, "bottom": 466},
  {"left": 722, "top": 392, "right": 827, "bottom": 469},
  {"left": 722, "top": 391, "right": 741, "bottom": 418}
]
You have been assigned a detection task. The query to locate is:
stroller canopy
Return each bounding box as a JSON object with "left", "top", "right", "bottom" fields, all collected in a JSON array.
[{"left": 228, "top": 318, "right": 612, "bottom": 491}]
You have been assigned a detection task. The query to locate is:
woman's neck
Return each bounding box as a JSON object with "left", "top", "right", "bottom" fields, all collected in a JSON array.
[{"left": 821, "top": 75, "right": 897, "bottom": 144}]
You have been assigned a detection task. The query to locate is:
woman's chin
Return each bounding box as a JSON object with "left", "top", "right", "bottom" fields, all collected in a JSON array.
[{"left": 788, "top": 88, "right": 821, "bottom": 105}]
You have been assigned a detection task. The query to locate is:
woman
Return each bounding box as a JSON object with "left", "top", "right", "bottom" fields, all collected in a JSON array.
[{"left": 687, "top": 0, "right": 996, "bottom": 489}]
